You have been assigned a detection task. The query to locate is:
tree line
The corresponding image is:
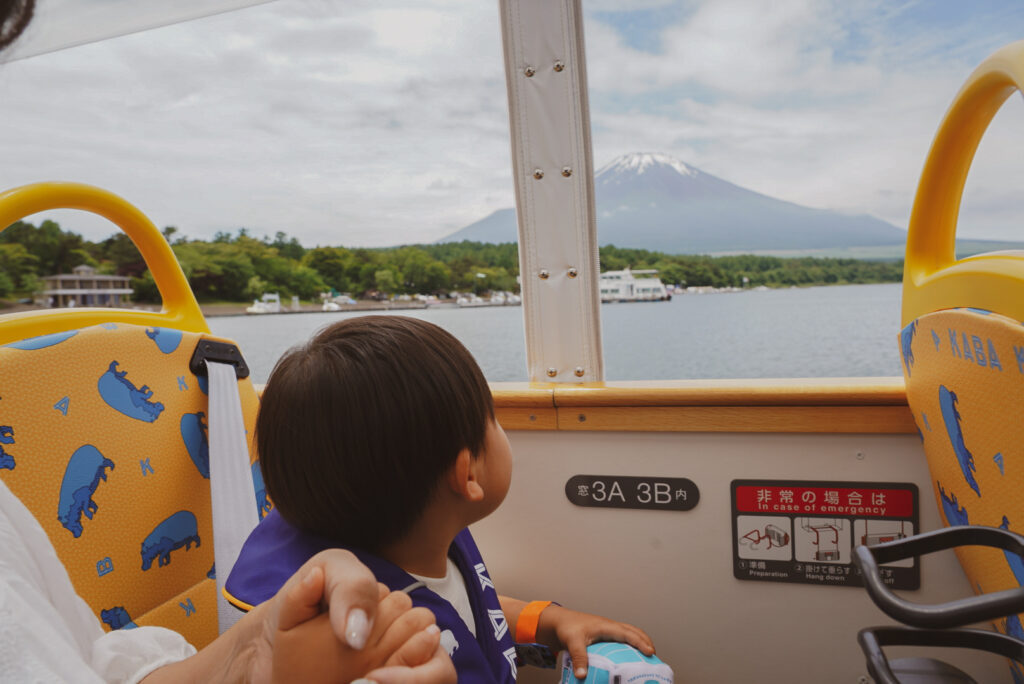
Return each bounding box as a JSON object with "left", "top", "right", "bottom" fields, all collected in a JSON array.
[{"left": 0, "top": 219, "right": 903, "bottom": 303}]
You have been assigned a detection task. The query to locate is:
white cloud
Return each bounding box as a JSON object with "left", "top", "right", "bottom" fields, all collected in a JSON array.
[
  {"left": 585, "top": 0, "right": 1024, "bottom": 239},
  {"left": 1, "top": 0, "right": 1021, "bottom": 248},
  {"left": 0, "top": 0, "right": 512, "bottom": 245}
]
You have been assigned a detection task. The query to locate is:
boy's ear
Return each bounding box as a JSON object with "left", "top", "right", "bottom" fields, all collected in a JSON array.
[{"left": 448, "top": 448, "right": 485, "bottom": 503}]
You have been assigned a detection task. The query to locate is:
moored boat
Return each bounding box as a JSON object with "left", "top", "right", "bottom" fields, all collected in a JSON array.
[{"left": 599, "top": 267, "right": 670, "bottom": 302}]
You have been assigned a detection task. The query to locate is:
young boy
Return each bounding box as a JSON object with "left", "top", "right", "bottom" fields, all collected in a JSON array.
[{"left": 226, "top": 316, "right": 654, "bottom": 682}]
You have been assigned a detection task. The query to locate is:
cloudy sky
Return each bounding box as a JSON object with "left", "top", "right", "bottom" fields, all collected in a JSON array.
[{"left": 1, "top": 0, "right": 1022, "bottom": 247}]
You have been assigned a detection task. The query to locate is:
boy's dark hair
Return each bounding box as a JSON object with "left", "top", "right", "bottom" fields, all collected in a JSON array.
[
  {"left": 0, "top": 0, "right": 34, "bottom": 52},
  {"left": 257, "top": 315, "right": 495, "bottom": 551}
]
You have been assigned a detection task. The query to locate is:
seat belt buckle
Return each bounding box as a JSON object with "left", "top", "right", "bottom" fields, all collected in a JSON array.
[{"left": 189, "top": 340, "right": 250, "bottom": 379}]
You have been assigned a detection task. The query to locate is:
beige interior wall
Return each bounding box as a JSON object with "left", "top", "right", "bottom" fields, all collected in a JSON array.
[{"left": 473, "top": 429, "right": 1013, "bottom": 684}]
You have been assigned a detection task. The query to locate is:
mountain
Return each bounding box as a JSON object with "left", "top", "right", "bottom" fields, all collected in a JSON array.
[{"left": 438, "top": 152, "right": 908, "bottom": 254}]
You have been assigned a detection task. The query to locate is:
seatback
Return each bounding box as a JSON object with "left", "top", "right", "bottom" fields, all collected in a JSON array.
[
  {"left": 900, "top": 41, "right": 1024, "bottom": 648},
  {"left": 0, "top": 182, "right": 264, "bottom": 649}
]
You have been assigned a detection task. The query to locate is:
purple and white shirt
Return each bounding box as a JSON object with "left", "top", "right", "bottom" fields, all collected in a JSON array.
[{"left": 226, "top": 510, "right": 518, "bottom": 683}]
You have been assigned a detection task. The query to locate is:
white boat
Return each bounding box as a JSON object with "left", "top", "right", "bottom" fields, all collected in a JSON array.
[
  {"left": 599, "top": 267, "right": 670, "bottom": 302},
  {"left": 493, "top": 291, "right": 522, "bottom": 306},
  {"left": 246, "top": 292, "right": 281, "bottom": 314},
  {"left": 456, "top": 294, "right": 488, "bottom": 307}
]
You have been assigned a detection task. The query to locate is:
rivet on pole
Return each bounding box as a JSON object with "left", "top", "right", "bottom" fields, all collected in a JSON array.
[
  {"left": 539, "top": 269, "right": 550, "bottom": 280},
  {"left": 554, "top": 60, "right": 565, "bottom": 72},
  {"left": 567, "top": 267, "right": 578, "bottom": 278},
  {"left": 561, "top": 167, "right": 572, "bottom": 177},
  {"left": 574, "top": 367, "right": 585, "bottom": 377},
  {"left": 546, "top": 368, "right": 557, "bottom": 378},
  {"left": 533, "top": 169, "right": 544, "bottom": 180},
  {"left": 524, "top": 66, "right": 536, "bottom": 77}
]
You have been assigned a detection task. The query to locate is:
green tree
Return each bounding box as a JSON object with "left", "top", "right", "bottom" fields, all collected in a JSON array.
[
  {"left": 0, "top": 270, "right": 14, "bottom": 298},
  {"left": 374, "top": 269, "right": 399, "bottom": 295},
  {"left": 0, "top": 243, "right": 39, "bottom": 290},
  {"left": 303, "top": 246, "right": 353, "bottom": 292}
]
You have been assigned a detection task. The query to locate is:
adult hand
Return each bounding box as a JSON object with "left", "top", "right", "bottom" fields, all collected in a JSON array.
[
  {"left": 271, "top": 548, "right": 382, "bottom": 650},
  {"left": 253, "top": 549, "right": 450, "bottom": 683},
  {"left": 141, "top": 549, "right": 452, "bottom": 684}
]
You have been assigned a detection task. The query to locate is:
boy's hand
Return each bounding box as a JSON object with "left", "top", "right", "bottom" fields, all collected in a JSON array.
[
  {"left": 363, "top": 640, "right": 458, "bottom": 684},
  {"left": 271, "top": 578, "right": 443, "bottom": 683},
  {"left": 538, "top": 605, "right": 655, "bottom": 680}
]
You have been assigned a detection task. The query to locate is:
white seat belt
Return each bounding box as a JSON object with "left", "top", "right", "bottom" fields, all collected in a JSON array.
[{"left": 206, "top": 360, "right": 260, "bottom": 633}]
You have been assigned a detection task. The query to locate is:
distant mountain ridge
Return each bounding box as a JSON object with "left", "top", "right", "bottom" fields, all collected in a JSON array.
[{"left": 439, "top": 152, "right": 908, "bottom": 254}]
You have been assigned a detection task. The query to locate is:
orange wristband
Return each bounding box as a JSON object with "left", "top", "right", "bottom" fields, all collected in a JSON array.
[{"left": 515, "top": 600, "right": 556, "bottom": 643}]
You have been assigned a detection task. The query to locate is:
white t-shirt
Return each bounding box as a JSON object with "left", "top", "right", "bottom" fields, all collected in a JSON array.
[
  {"left": 410, "top": 557, "right": 477, "bottom": 636},
  {"left": 0, "top": 480, "right": 196, "bottom": 683}
]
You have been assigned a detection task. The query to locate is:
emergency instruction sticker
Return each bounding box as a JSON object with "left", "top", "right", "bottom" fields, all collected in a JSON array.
[{"left": 731, "top": 480, "right": 919, "bottom": 590}]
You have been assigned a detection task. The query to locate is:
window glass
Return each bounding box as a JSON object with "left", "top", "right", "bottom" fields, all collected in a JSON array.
[
  {"left": 0, "top": 2, "right": 528, "bottom": 384},
  {"left": 583, "top": 1, "right": 1024, "bottom": 379}
]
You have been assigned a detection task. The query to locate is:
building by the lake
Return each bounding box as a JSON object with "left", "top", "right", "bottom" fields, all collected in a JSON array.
[{"left": 43, "top": 265, "right": 133, "bottom": 308}]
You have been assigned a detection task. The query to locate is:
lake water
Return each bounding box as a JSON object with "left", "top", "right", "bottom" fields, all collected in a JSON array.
[{"left": 208, "top": 282, "right": 905, "bottom": 384}]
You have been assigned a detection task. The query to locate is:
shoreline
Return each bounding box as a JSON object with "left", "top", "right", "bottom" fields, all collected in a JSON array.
[
  {"left": 0, "top": 282, "right": 897, "bottom": 319},
  {"left": 197, "top": 300, "right": 431, "bottom": 318},
  {"left": 0, "top": 299, "right": 512, "bottom": 318}
]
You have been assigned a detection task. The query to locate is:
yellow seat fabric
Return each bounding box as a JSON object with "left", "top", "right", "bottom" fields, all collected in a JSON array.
[
  {"left": 0, "top": 322, "right": 264, "bottom": 649},
  {"left": 901, "top": 308, "right": 1024, "bottom": 645}
]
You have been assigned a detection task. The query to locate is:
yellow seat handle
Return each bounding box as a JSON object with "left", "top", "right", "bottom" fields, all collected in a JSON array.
[
  {"left": 0, "top": 182, "right": 209, "bottom": 343},
  {"left": 902, "top": 40, "right": 1024, "bottom": 327}
]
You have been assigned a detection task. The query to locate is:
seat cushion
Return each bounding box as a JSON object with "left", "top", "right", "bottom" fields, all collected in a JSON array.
[
  {"left": 901, "top": 307, "right": 1024, "bottom": 641},
  {"left": 0, "top": 322, "right": 262, "bottom": 648}
]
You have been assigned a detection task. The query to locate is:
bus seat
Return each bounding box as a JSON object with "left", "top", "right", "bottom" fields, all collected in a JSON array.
[
  {"left": 899, "top": 39, "right": 1024, "bottom": 663},
  {"left": 0, "top": 182, "right": 265, "bottom": 650}
]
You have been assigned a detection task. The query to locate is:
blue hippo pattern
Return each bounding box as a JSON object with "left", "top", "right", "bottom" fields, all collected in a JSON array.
[
  {"left": 1008, "top": 614, "right": 1024, "bottom": 640},
  {"left": 58, "top": 445, "right": 115, "bottom": 538},
  {"left": 146, "top": 327, "right": 183, "bottom": 354},
  {"left": 98, "top": 361, "right": 165, "bottom": 422},
  {"left": 900, "top": 320, "right": 917, "bottom": 377},
  {"left": 180, "top": 412, "right": 210, "bottom": 479},
  {"left": 141, "top": 510, "right": 200, "bottom": 570},
  {"left": 4, "top": 330, "right": 78, "bottom": 350},
  {"left": 999, "top": 516, "right": 1024, "bottom": 587},
  {"left": 938, "top": 483, "right": 969, "bottom": 527},
  {"left": 101, "top": 606, "right": 138, "bottom": 630},
  {"left": 252, "top": 460, "right": 271, "bottom": 520},
  {"left": 0, "top": 321, "right": 264, "bottom": 645},
  {"left": 0, "top": 425, "right": 15, "bottom": 471},
  {"left": 938, "top": 385, "right": 980, "bottom": 496}
]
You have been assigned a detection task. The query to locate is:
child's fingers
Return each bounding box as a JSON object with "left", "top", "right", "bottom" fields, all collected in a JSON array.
[
  {"left": 566, "top": 622, "right": 656, "bottom": 679},
  {"left": 364, "top": 588, "right": 415, "bottom": 646},
  {"left": 613, "top": 623, "right": 656, "bottom": 654},
  {"left": 590, "top": 623, "right": 655, "bottom": 656},
  {"left": 383, "top": 624, "right": 442, "bottom": 668},
  {"left": 274, "top": 564, "right": 325, "bottom": 633},
  {"left": 364, "top": 643, "right": 457, "bottom": 684},
  {"left": 375, "top": 606, "right": 437, "bottom": 657},
  {"left": 566, "top": 637, "right": 591, "bottom": 681}
]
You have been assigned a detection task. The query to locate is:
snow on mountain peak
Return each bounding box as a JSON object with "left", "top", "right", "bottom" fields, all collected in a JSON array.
[{"left": 597, "top": 152, "right": 697, "bottom": 178}]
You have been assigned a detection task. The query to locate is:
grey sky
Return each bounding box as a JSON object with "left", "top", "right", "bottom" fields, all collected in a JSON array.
[{"left": 1, "top": 0, "right": 1022, "bottom": 247}]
